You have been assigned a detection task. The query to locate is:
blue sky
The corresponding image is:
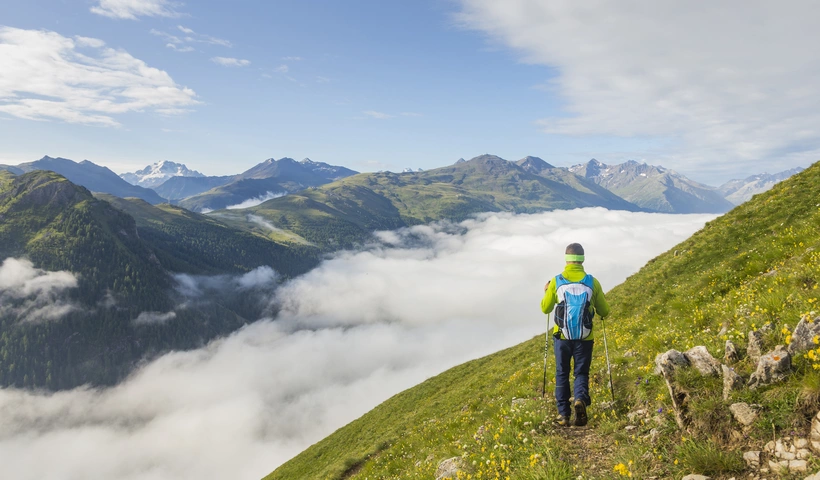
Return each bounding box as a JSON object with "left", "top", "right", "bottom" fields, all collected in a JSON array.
[{"left": 1, "top": 1, "right": 818, "bottom": 183}]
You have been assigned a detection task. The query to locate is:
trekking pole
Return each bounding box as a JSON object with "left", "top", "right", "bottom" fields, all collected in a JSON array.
[
  {"left": 601, "top": 315, "right": 615, "bottom": 404},
  {"left": 541, "top": 311, "right": 550, "bottom": 398}
]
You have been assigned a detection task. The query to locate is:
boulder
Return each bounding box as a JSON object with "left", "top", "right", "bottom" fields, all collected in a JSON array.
[
  {"left": 729, "top": 402, "right": 759, "bottom": 426},
  {"left": 742, "top": 450, "right": 760, "bottom": 469},
  {"left": 654, "top": 349, "right": 689, "bottom": 377},
  {"left": 435, "top": 457, "right": 463, "bottom": 480},
  {"left": 788, "top": 316, "right": 820, "bottom": 356},
  {"left": 722, "top": 365, "right": 743, "bottom": 400},
  {"left": 724, "top": 339, "right": 739, "bottom": 364},
  {"left": 748, "top": 345, "right": 791, "bottom": 389},
  {"left": 684, "top": 346, "right": 720, "bottom": 376}
]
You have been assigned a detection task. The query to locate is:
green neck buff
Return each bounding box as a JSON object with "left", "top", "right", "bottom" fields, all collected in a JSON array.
[{"left": 565, "top": 254, "right": 585, "bottom": 263}]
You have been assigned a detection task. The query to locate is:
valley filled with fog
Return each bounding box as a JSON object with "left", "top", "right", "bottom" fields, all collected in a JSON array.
[{"left": 0, "top": 208, "right": 716, "bottom": 480}]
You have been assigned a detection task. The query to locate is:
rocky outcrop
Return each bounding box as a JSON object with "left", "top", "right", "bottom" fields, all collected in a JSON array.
[
  {"left": 654, "top": 349, "right": 689, "bottom": 376},
  {"left": 748, "top": 345, "right": 791, "bottom": 389},
  {"left": 684, "top": 346, "right": 720, "bottom": 376},
  {"left": 788, "top": 316, "right": 820, "bottom": 356},
  {"left": 724, "top": 339, "right": 739, "bottom": 364},
  {"left": 722, "top": 365, "right": 743, "bottom": 400}
]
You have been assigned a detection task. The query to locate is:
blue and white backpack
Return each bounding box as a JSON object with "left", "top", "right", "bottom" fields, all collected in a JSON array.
[{"left": 554, "top": 274, "right": 595, "bottom": 340}]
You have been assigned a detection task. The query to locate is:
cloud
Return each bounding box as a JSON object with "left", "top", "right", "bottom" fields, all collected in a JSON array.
[
  {"left": 455, "top": 0, "right": 820, "bottom": 179},
  {"left": 133, "top": 310, "right": 177, "bottom": 325},
  {"left": 91, "top": 0, "right": 180, "bottom": 19},
  {"left": 166, "top": 43, "right": 194, "bottom": 53},
  {"left": 274, "top": 64, "right": 289, "bottom": 73},
  {"left": 0, "top": 209, "right": 714, "bottom": 479},
  {"left": 211, "top": 57, "right": 251, "bottom": 67},
  {"left": 247, "top": 214, "right": 285, "bottom": 233},
  {"left": 282, "top": 56, "right": 302, "bottom": 61},
  {"left": 172, "top": 265, "right": 280, "bottom": 299},
  {"left": 0, "top": 27, "right": 199, "bottom": 126},
  {"left": 0, "top": 257, "right": 79, "bottom": 323},
  {"left": 363, "top": 110, "right": 394, "bottom": 120},
  {"left": 152, "top": 26, "right": 232, "bottom": 50},
  {"left": 225, "top": 191, "right": 286, "bottom": 209}
]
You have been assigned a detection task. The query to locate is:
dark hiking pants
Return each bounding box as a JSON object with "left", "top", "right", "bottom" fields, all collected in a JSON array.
[{"left": 553, "top": 338, "right": 594, "bottom": 417}]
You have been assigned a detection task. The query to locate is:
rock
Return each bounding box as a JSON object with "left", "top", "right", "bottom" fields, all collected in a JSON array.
[
  {"left": 748, "top": 345, "right": 791, "bottom": 389},
  {"left": 685, "top": 346, "right": 721, "bottom": 376},
  {"left": 648, "top": 428, "right": 660, "bottom": 443},
  {"left": 743, "top": 451, "right": 760, "bottom": 469},
  {"left": 747, "top": 329, "right": 765, "bottom": 363},
  {"left": 681, "top": 475, "right": 710, "bottom": 480},
  {"left": 811, "top": 411, "right": 820, "bottom": 453},
  {"left": 796, "top": 438, "right": 808, "bottom": 449},
  {"left": 791, "top": 460, "right": 808, "bottom": 473},
  {"left": 627, "top": 409, "right": 647, "bottom": 422},
  {"left": 655, "top": 349, "right": 690, "bottom": 376},
  {"left": 730, "top": 402, "right": 759, "bottom": 426},
  {"left": 722, "top": 364, "right": 744, "bottom": 400},
  {"left": 770, "top": 459, "right": 791, "bottom": 474},
  {"left": 724, "top": 339, "right": 739, "bottom": 364},
  {"left": 435, "top": 457, "right": 463, "bottom": 480},
  {"left": 788, "top": 317, "right": 820, "bottom": 356},
  {"left": 625, "top": 425, "right": 638, "bottom": 432},
  {"left": 623, "top": 349, "right": 637, "bottom": 358},
  {"left": 511, "top": 397, "right": 527, "bottom": 409},
  {"left": 805, "top": 471, "right": 820, "bottom": 480}
]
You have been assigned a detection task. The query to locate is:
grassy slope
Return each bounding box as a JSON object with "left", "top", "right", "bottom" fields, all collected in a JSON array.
[{"left": 267, "top": 162, "right": 820, "bottom": 479}]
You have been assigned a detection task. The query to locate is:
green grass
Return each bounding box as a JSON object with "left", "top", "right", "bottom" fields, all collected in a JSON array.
[{"left": 265, "top": 161, "right": 820, "bottom": 479}]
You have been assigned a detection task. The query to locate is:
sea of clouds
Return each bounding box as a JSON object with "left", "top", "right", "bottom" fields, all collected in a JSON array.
[{"left": 0, "top": 209, "right": 716, "bottom": 480}]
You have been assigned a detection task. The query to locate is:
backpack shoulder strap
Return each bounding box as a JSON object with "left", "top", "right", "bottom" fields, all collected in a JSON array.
[
  {"left": 555, "top": 274, "right": 570, "bottom": 288},
  {"left": 580, "top": 274, "right": 594, "bottom": 289}
]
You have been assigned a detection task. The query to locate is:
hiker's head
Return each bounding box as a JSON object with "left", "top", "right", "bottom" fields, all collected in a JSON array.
[{"left": 565, "top": 243, "right": 584, "bottom": 264}]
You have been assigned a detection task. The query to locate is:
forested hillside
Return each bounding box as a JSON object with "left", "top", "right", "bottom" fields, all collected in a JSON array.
[
  {"left": 267, "top": 161, "right": 820, "bottom": 479},
  {"left": 0, "top": 172, "right": 319, "bottom": 390}
]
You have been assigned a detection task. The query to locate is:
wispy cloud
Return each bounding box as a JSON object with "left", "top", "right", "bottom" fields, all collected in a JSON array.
[
  {"left": 0, "top": 258, "right": 79, "bottom": 323},
  {"left": 91, "top": 0, "right": 180, "bottom": 19},
  {"left": 0, "top": 27, "right": 199, "bottom": 126},
  {"left": 0, "top": 210, "right": 714, "bottom": 479},
  {"left": 166, "top": 43, "right": 194, "bottom": 52},
  {"left": 151, "top": 26, "right": 232, "bottom": 50},
  {"left": 225, "top": 191, "right": 285, "bottom": 209},
  {"left": 273, "top": 64, "right": 289, "bottom": 73},
  {"left": 211, "top": 56, "right": 251, "bottom": 67},
  {"left": 456, "top": 0, "right": 820, "bottom": 178},
  {"left": 363, "top": 110, "right": 394, "bottom": 120},
  {"left": 282, "top": 56, "right": 302, "bottom": 61}
]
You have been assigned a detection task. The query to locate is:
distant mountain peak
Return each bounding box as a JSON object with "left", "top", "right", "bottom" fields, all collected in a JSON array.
[
  {"left": 455, "top": 158, "right": 465, "bottom": 164},
  {"left": 121, "top": 161, "right": 204, "bottom": 188},
  {"left": 516, "top": 156, "right": 554, "bottom": 174}
]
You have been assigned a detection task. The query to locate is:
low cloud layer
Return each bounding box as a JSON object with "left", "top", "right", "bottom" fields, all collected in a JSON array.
[
  {"left": 0, "top": 209, "right": 715, "bottom": 479},
  {"left": 0, "top": 257, "right": 78, "bottom": 322},
  {"left": 456, "top": 1, "right": 820, "bottom": 180},
  {"left": 226, "top": 191, "right": 286, "bottom": 210},
  {"left": 0, "top": 27, "right": 199, "bottom": 126}
]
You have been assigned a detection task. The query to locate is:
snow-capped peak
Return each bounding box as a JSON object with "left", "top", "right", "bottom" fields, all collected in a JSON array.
[{"left": 120, "top": 161, "right": 205, "bottom": 188}]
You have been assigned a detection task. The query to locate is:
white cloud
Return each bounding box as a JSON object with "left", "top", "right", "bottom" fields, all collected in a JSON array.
[
  {"left": 0, "top": 209, "right": 713, "bottom": 479},
  {"left": 91, "top": 0, "right": 179, "bottom": 19},
  {"left": 363, "top": 110, "right": 394, "bottom": 120},
  {"left": 177, "top": 25, "right": 194, "bottom": 34},
  {"left": 274, "top": 64, "right": 289, "bottom": 73},
  {"left": 0, "top": 27, "right": 198, "bottom": 126},
  {"left": 225, "top": 191, "right": 286, "bottom": 209},
  {"left": 152, "top": 27, "right": 232, "bottom": 50},
  {"left": 133, "top": 311, "right": 177, "bottom": 325},
  {"left": 282, "top": 56, "right": 302, "bottom": 61},
  {"left": 166, "top": 43, "right": 194, "bottom": 53},
  {"left": 0, "top": 257, "right": 79, "bottom": 322},
  {"left": 247, "top": 214, "right": 284, "bottom": 233},
  {"left": 456, "top": 0, "right": 820, "bottom": 179},
  {"left": 211, "top": 56, "right": 251, "bottom": 67}
]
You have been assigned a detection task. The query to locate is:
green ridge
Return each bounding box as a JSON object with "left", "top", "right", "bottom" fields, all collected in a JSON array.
[{"left": 266, "top": 161, "right": 820, "bottom": 479}]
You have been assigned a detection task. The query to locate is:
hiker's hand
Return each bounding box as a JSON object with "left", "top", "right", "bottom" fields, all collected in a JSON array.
[{"left": 544, "top": 280, "right": 551, "bottom": 292}]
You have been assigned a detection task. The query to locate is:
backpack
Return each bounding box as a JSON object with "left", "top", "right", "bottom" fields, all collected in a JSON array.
[{"left": 554, "top": 274, "right": 595, "bottom": 340}]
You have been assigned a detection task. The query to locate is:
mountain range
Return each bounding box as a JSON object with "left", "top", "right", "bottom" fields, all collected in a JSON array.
[
  {"left": 119, "top": 160, "right": 205, "bottom": 188},
  {"left": 718, "top": 167, "right": 805, "bottom": 204}
]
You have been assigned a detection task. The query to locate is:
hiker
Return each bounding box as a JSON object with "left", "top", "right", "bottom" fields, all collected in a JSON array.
[{"left": 541, "top": 243, "right": 610, "bottom": 427}]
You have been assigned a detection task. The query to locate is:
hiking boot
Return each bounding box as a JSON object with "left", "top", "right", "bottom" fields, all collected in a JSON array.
[
  {"left": 574, "top": 400, "right": 588, "bottom": 427},
  {"left": 555, "top": 415, "right": 572, "bottom": 427}
]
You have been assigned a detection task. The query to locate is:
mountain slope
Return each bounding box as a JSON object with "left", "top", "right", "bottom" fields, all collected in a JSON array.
[
  {"left": 14, "top": 156, "right": 166, "bottom": 204},
  {"left": 178, "top": 157, "right": 359, "bottom": 212},
  {"left": 219, "top": 155, "right": 641, "bottom": 250},
  {"left": 267, "top": 161, "right": 820, "bottom": 479},
  {"left": 571, "top": 159, "right": 734, "bottom": 213},
  {"left": 152, "top": 175, "right": 235, "bottom": 200},
  {"left": 719, "top": 167, "right": 805, "bottom": 205},
  {"left": 120, "top": 160, "right": 205, "bottom": 188}
]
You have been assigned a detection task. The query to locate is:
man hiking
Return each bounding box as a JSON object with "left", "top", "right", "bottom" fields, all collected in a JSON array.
[{"left": 541, "top": 243, "right": 610, "bottom": 427}]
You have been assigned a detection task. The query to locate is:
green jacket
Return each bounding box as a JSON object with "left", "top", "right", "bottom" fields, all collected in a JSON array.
[{"left": 540, "top": 263, "right": 610, "bottom": 340}]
